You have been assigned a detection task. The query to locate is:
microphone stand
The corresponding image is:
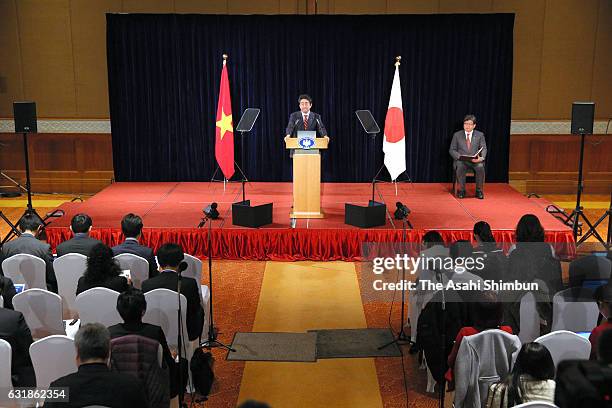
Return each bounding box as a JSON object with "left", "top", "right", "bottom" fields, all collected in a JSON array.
[
  {"left": 434, "top": 267, "right": 447, "bottom": 408},
  {"left": 176, "top": 263, "right": 187, "bottom": 408},
  {"left": 379, "top": 217, "right": 411, "bottom": 349},
  {"left": 199, "top": 215, "right": 235, "bottom": 351}
]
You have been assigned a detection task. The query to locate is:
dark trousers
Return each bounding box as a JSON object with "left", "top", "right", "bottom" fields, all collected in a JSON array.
[{"left": 455, "top": 161, "right": 485, "bottom": 191}]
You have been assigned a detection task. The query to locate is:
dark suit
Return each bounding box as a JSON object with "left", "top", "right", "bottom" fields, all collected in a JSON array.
[
  {"left": 285, "top": 111, "right": 327, "bottom": 137},
  {"left": 112, "top": 238, "right": 158, "bottom": 279},
  {"left": 142, "top": 270, "right": 204, "bottom": 341},
  {"left": 0, "top": 308, "right": 36, "bottom": 387},
  {"left": 55, "top": 233, "right": 102, "bottom": 257},
  {"left": 0, "top": 233, "right": 57, "bottom": 292},
  {"left": 449, "top": 129, "right": 487, "bottom": 192},
  {"left": 45, "top": 363, "right": 147, "bottom": 408},
  {"left": 108, "top": 321, "right": 175, "bottom": 383},
  {"left": 0, "top": 275, "right": 17, "bottom": 309},
  {"left": 76, "top": 275, "right": 130, "bottom": 296}
]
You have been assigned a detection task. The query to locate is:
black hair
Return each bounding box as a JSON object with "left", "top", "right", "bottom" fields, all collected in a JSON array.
[
  {"left": 84, "top": 243, "right": 122, "bottom": 284},
  {"left": 74, "top": 323, "right": 110, "bottom": 361},
  {"left": 473, "top": 221, "right": 496, "bottom": 243},
  {"left": 157, "top": 243, "right": 184, "bottom": 268},
  {"left": 463, "top": 114, "right": 477, "bottom": 124},
  {"left": 298, "top": 94, "right": 312, "bottom": 104},
  {"left": 71, "top": 213, "right": 92, "bottom": 234},
  {"left": 116, "top": 288, "right": 146, "bottom": 324},
  {"left": 516, "top": 214, "right": 545, "bottom": 243},
  {"left": 472, "top": 291, "right": 504, "bottom": 330},
  {"left": 121, "top": 213, "right": 143, "bottom": 238},
  {"left": 503, "top": 342, "right": 555, "bottom": 406},
  {"left": 423, "top": 231, "right": 444, "bottom": 249},
  {"left": 450, "top": 240, "right": 474, "bottom": 259},
  {"left": 18, "top": 213, "right": 41, "bottom": 233}
]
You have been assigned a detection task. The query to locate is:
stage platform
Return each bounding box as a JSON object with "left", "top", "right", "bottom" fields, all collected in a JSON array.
[{"left": 45, "top": 182, "right": 575, "bottom": 260}]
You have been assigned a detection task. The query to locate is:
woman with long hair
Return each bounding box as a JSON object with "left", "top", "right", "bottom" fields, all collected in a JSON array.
[
  {"left": 473, "top": 221, "right": 506, "bottom": 281},
  {"left": 486, "top": 342, "right": 556, "bottom": 407},
  {"left": 76, "top": 243, "right": 130, "bottom": 295}
]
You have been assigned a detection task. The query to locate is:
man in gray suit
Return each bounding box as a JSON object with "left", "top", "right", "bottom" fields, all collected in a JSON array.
[
  {"left": 0, "top": 213, "right": 57, "bottom": 292},
  {"left": 56, "top": 213, "right": 102, "bottom": 257},
  {"left": 449, "top": 114, "right": 487, "bottom": 199}
]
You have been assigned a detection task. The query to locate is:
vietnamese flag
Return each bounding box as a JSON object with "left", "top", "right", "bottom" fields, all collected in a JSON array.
[
  {"left": 383, "top": 58, "right": 406, "bottom": 181},
  {"left": 215, "top": 56, "right": 235, "bottom": 179}
]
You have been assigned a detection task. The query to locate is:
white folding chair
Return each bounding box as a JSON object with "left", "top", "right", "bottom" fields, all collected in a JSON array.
[
  {"left": 12, "top": 289, "right": 65, "bottom": 339},
  {"left": 182, "top": 253, "right": 210, "bottom": 338},
  {"left": 75, "top": 287, "right": 122, "bottom": 327},
  {"left": 1, "top": 254, "right": 47, "bottom": 290},
  {"left": 519, "top": 291, "right": 540, "bottom": 343},
  {"left": 53, "top": 253, "right": 88, "bottom": 319},
  {"left": 513, "top": 402, "right": 558, "bottom": 407},
  {"left": 29, "top": 335, "right": 77, "bottom": 389},
  {"left": 143, "top": 289, "right": 193, "bottom": 361},
  {"left": 114, "top": 253, "right": 149, "bottom": 289},
  {"left": 535, "top": 330, "right": 591, "bottom": 368},
  {"left": 0, "top": 339, "right": 12, "bottom": 388},
  {"left": 551, "top": 288, "right": 599, "bottom": 332}
]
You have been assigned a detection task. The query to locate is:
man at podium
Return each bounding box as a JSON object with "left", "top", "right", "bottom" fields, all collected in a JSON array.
[{"left": 284, "top": 94, "right": 328, "bottom": 140}]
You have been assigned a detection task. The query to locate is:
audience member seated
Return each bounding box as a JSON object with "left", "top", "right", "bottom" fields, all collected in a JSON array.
[
  {"left": 0, "top": 306, "right": 36, "bottom": 387},
  {"left": 55, "top": 213, "right": 102, "bottom": 257},
  {"left": 568, "top": 253, "right": 611, "bottom": 289},
  {"left": 472, "top": 221, "right": 507, "bottom": 281},
  {"left": 107, "top": 288, "right": 178, "bottom": 396},
  {"left": 589, "top": 283, "right": 612, "bottom": 360},
  {"left": 142, "top": 243, "right": 204, "bottom": 341},
  {"left": 0, "top": 275, "right": 17, "bottom": 309},
  {"left": 45, "top": 323, "right": 147, "bottom": 408},
  {"left": 506, "top": 214, "right": 563, "bottom": 332},
  {"left": 486, "top": 342, "right": 556, "bottom": 407},
  {"left": 112, "top": 213, "right": 158, "bottom": 279},
  {"left": 408, "top": 230, "right": 448, "bottom": 352},
  {"left": 0, "top": 213, "right": 57, "bottom": 292},
  {"left": 446, "top": 291, "right": 513, "bottom": 387},
  {"left": 76, "top": 243, "right": 130, "bottom": 296},
  {"left": 598, "top": 328, "right": 612, "bottom": 364}
]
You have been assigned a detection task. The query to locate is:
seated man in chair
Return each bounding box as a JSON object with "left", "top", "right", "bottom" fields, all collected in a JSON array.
[{"left": 449, "top": 114, "right": 487, "bottom": 199}]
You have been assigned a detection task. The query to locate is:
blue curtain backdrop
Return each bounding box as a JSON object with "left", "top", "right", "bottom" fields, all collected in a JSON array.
[{"left": 107, "top": 13, "right": 513, "bottom": 183}]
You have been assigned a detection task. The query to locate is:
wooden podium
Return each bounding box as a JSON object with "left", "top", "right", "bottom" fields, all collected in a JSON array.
[{"left": 285, "top": 137, "right": 329, "bottom": 218}]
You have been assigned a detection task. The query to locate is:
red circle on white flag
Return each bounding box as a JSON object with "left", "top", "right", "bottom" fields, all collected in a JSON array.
[{"left": 384, "top": 107, "right": 405, "bottom": 143}]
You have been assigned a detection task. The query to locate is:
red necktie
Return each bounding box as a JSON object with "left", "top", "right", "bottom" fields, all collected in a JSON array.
[
  {"left": 304, "top": 115, "right": 308, "bottom": 130},
  {"left": 466, "top": 134, "right": 471, "bottom": 150}
]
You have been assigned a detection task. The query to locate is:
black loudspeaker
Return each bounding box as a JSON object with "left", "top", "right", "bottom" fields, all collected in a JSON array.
[
  {"left": 571, "top": 102, "right": 595, "bottom": 135},
  {"left": 232, "top": 200, "right": 273, "bottom": 228},
  {"left": 345, "top": 201, "right": 387, "bottom": 228},
  {"left": 13, "top": 101, "right": 37, "bottom": 133}
]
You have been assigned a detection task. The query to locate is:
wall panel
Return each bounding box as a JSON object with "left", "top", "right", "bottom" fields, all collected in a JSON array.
[
  {"left": 175, "top": 0, "right": 228, "bottom": 13},
  {"left": 538, "top": 0, "right": 599, "bottom": 119},
  {"left": 0, "top": 0, "right": 24, "bottom": 116},
  {"left": 17, "top": 0, "right": 77, "bottom": 117},
  {"left": 228, "top": 0, "right": 281, "bottom": 14},
  {"left": 591, "top": 0, "right": 612, "bottom": 118},
  {"left": 331, "top": 0, "right": 386, "bottom": 14},
  {"left": 71, "top": 0, "right": 121, "bottom": 118},
  {"left": 493, "top": 0, "right": 546, "bottom": 119},
  {"left": 122, "top": 0, "right": 174, "bottom": 13},
  {"left": 439, "top": 0, "right": 492, "bottom": 13},
  {"left": 387, "top": 0, "right": 439, "bottom": 13}
]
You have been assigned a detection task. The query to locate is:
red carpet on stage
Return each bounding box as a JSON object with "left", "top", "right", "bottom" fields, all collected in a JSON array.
[{"left": 45, "top": 182, "right": 575, "bottom": 260}]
